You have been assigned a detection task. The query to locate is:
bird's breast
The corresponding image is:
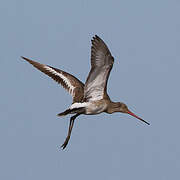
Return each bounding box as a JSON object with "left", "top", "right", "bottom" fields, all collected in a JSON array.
[{"left": 85, "top": 100, "right": 108, "bottom": 115}]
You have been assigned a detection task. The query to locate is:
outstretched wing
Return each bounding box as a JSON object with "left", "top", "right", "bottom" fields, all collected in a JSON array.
[
  {"left": 84, "top": 35, "right": 114, "bottom": 101},
  {"left": 21, "top": 56, "right": 84, "bottom": 103}
]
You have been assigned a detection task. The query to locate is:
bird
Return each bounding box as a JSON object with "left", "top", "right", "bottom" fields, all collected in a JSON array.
[{"left": 21, "top": 35, "right": 150, "bottom": 149}]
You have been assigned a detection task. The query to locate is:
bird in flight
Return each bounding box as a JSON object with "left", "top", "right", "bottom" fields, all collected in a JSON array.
[{"left": 21, "top": 35, "right": 149, "bottom": 149}]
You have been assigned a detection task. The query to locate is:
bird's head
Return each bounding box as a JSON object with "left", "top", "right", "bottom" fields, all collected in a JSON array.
[{"left": 109, "top": 102, "right": 150, "bottom": 125}]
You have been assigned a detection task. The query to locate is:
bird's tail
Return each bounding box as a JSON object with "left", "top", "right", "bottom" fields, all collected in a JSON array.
[
  {"left": 57, "top": 109, "right": 72, "bottom": 117},
  {"left": 57, "top": 107, "right": 85, "bottom": 117}
]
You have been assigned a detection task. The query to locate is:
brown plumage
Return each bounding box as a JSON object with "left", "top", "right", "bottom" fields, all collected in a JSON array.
[
  {"left": 22, "top": 35, "right": 149, "bottom": 150},
  {"left": 21, "top": 57, "right": 84, "bottom": 103}
]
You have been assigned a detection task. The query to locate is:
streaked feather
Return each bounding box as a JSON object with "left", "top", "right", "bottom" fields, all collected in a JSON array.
[
  {"left": 21, "top": 56, "right": 84, "bottom": 103},
  {"left": 84, "top": 35, "right": 114, "bottom": 101}
]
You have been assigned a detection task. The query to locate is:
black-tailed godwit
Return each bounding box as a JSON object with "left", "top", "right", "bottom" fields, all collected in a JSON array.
[{"left": 22, "top": 35, "right": 149, "bottom": 149}]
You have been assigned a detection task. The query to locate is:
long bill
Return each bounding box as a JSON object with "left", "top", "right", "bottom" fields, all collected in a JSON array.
[{"left": 127, "top": 110, "right": 150, "bottom": 125}]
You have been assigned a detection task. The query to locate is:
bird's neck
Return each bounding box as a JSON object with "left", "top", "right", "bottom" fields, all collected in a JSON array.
[{"left": 106, "top": 101, "right": 120, "bottom": 114}]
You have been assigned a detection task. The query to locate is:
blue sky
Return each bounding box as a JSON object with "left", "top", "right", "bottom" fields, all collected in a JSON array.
[{"left": 1, "top": 0, "right": 180, "bottom": 179}]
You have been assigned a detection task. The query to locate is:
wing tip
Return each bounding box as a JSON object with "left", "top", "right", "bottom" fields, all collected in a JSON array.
[
  {"left": 94, "top": 34, "right": 100, "bottom": 39},
  {"left": 21, "top": 56, "right": 31, "bottom": 62},
  {"left": 21, "top": 56, "right": 41, "bottom": 66},
  {"left": 92, "top": 34, "right": 100, "bottom": 41},
  {"left": 21, "top": 56, "right": 26, "bottom": 60}
]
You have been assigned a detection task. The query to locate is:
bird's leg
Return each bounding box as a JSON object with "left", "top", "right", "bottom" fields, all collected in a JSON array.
[{"left": 61, "top": 113, "right": 80, "bottom": 149}]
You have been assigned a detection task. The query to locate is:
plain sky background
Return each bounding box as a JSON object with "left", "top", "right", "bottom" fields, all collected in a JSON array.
[{"left": 1, "top": 0, "right": 180, "bottom": 179}]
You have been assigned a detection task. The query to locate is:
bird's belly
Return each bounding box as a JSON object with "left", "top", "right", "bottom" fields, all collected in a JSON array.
[{"left": 85, "top": 102, "right": 107, "bottom": 115}]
